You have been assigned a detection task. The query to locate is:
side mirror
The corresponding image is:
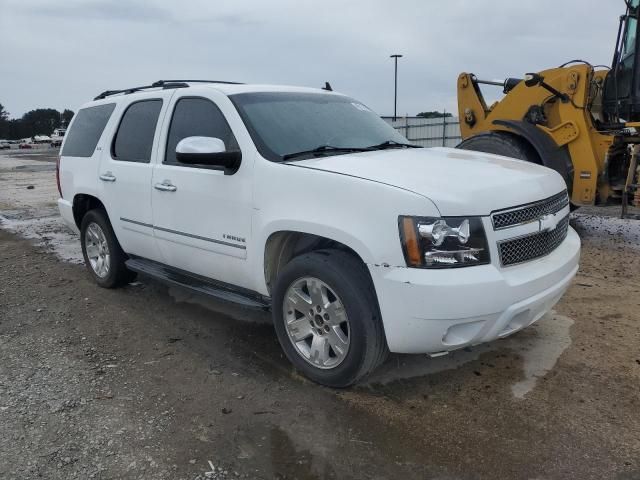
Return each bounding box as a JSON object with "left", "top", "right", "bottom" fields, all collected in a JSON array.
[{"left": 175, "top": 136, "right": 241, "bottom": 172}]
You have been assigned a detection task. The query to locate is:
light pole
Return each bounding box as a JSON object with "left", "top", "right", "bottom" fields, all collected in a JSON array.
[{"left": 390, "top": 54, "right": 403, "bottom": 121}]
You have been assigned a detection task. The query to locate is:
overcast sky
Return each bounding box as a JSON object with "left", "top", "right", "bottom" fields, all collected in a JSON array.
[{"left": 0, "top": 0, "right": 624, "bottom": 118}]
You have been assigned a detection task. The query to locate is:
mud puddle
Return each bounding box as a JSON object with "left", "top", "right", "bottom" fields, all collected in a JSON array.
[
  {"left": 167, "top": 277, "right": 576, "bottom": 400},
  {"left": 365, "top": 311, "right": 574, "bottom": 399},
  {"left": 0, "top": 210, "right": 82, "bottom": 264}
]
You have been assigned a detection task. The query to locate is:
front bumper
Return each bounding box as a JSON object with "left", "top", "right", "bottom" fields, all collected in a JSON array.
[{"left": 368, "top": 226, "right": 580, "bottom": 354}]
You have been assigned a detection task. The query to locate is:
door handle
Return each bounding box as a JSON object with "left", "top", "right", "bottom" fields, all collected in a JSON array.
[
  {"left": 154, "top": 181, "right": 177, "bottom": 192},
  {"left": 99, "top": 172, "right": 116, "bottom": 182}
]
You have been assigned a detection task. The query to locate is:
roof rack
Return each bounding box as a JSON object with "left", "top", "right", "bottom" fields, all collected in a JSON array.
[
  {"left": 93, "top": 79, "right": 244, "bottom": 101},
  {"left": 155, "top": 79, "right": 244, "bottom": 85}
]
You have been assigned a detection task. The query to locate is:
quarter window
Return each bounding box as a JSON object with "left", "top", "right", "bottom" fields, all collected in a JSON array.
[
  {"left": 165, "top": 97, "right": 239, "bottom": 165},
  {"left": 61, "top": 103, "right": 115, "bottom": 158},
  {"left": 112, "top": 100, "right": 163, "bottom": 163}
]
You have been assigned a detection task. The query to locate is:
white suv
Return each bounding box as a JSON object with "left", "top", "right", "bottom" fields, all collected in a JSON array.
[{"left": 57, "top": 80, "right": 580, "bottom": 387}]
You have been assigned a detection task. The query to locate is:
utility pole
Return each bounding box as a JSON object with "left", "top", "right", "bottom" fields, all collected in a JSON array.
[
  {"left": 442, "top": 109, "right": 447, "bottom": 147},
  {"left": 390, "top": 54, "right": 403, "bottom": 121}
]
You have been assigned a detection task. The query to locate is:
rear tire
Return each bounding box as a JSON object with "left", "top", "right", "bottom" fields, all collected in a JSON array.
[
  {"left": 80, "top": 209, "right": 136, "bottom": 288},
  {"left": 272, "top": 250, "right": 388, "bottom": 388}
]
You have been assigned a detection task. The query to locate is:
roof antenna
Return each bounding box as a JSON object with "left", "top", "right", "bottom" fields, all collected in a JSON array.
[{"left": 322, "top": 82, "right": 333, "bottom": 91}]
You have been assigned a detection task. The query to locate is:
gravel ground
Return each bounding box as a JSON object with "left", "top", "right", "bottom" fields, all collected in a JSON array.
[{"left": 1, "top": 150, "right": 639, "bottom": 479}]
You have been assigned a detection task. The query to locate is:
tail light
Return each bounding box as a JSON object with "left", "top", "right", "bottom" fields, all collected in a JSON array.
[{"left": 56, "top": 155, "right": 63, "bottom": 198}]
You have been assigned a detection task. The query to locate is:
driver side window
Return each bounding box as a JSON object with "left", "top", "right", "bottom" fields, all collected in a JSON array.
[
  {"left": 165, "top": 97, "right": 239, "bottom": 165},
  {"left": 623, "top": 16, "right": 638, "bottom": 59}
]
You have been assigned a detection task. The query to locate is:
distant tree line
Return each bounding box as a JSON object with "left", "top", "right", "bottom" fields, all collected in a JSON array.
[
  {"left": 416, "top": 111, "right": 453, "bottom": 119},
  {"left": 0, "top": 103, "right": 74, "bottom": 140}
]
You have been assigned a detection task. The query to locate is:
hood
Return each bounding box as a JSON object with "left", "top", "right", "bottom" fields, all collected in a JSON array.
[{"left": 290, "top": 147, "right": 567, "bottom": 216}]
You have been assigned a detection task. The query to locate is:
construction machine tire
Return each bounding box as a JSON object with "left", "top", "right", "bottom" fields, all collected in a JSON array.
[
  {"left": 456, "top": 131, "right": 541, "bottom": 164},
  {"left": 457, "top": 132, "right": 577, "bottom": 209}
]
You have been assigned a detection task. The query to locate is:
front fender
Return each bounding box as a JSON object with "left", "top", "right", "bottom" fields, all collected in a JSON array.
[
  {"left": 259, "top": 220, "right": 377, "bottom": 265},
  {"left": 250, "top": 160, "right": 440, "bottom": 295}
]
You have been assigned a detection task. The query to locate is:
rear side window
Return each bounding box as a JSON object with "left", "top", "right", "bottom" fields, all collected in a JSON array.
[
  {"left": 165, "top": 97, "right": 239, "bottom": 165},
  {"left": 112, "top": 99, "right": 162, "bottom": 163},
  {"left": 61, "top": 103, "right": 115, "bottom": 157}
]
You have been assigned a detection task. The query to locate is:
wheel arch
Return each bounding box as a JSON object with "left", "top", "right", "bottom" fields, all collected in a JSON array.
[
  {"left": 263, "top": 229, "right": 372, "bottom": 296},
  {"left": 72, "top": 193, "right": 107, "bottom": 228}
]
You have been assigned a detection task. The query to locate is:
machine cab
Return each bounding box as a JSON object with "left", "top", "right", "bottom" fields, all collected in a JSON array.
[{"left": 604, "top": 0, "right": 640, "bottom": 121}]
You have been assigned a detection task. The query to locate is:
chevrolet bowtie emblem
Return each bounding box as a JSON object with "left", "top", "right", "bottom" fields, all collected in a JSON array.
[{"left": 538, "top": 213, "right": 559, "bottom": 232}]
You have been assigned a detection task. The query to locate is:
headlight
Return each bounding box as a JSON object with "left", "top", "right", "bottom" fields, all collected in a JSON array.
[{"left": 398, "top": 216, "right": 490, "bottom": 268}]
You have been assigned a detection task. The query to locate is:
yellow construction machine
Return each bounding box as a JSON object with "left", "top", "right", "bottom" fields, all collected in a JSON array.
[{"left": 457, "top": 0, "right": 640, "bottom": 215}]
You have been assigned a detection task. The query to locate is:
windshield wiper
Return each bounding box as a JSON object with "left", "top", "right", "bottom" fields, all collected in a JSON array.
[
  {"left": 282, "top": 145, "right": 370, "bottom": 161},
  {"left": 282, "top": 141, "right": 421, "bottom": 161},
  {"left": 366, "top": 140, "right": 422, "bottom": 150}
]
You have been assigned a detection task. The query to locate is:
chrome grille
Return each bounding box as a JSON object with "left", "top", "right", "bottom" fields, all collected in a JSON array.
[
  {"left": 498, "top": 215, "right": 570, "bottom": 266},
  {"left": 492, "top": 191, "right": 569, "bottom": 230}
]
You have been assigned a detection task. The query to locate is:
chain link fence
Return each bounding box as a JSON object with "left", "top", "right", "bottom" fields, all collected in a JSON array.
[{"left": 382, "top": 115, "right": 462, "bottom": 148}]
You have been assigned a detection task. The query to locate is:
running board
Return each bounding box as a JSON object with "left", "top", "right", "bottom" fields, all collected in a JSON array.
[{"left": 125, "top": 258, "right": 271, "bottom": 310}]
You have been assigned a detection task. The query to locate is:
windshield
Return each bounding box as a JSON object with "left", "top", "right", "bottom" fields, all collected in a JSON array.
[{"left": 230, "top": 92, "right": 408, "bottom": 161}]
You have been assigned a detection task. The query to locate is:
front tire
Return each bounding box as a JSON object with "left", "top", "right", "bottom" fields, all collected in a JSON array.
[
  {"left": 272, "top": 250, "right": 388, "bottom": 387},
  {"left": 457, "top": 131, "right": 541, "bottom": 163},
  {"left": 80, "top": 209, "right": 136, "bottom": 288},
  {"left": 458, "top": 131, "right": 577, "bottom": 209}
]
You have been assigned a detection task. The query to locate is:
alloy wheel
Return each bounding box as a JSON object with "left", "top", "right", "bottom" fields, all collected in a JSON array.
[
  {"left": 283, "top": 276, "right": 351, "bottom": 369},
  {"left": 84, "top": 222, "right": 111, "bottom": 278}
]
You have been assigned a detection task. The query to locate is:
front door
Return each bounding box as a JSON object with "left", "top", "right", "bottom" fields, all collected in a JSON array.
[
  {"left": 151, "top": 92, "right": 253, "bottom": 289},
  {"left": 98, "top": 91, "right": 174, "bottom": 261}
]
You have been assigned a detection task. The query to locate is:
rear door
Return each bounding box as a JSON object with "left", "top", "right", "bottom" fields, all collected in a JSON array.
[
  {"left": 59, "top": 102, "right": 116, "bottom": 202},
  {"left": 98, "top": 91, "right": 174, "bottom": 260},
  {"left": 151, "top": 90, "right": 253, "bottom": 288}
]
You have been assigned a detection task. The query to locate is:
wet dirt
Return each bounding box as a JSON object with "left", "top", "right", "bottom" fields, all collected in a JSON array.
[{"left": 1, "top": 152, "right": 640, "bottom": 479}]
